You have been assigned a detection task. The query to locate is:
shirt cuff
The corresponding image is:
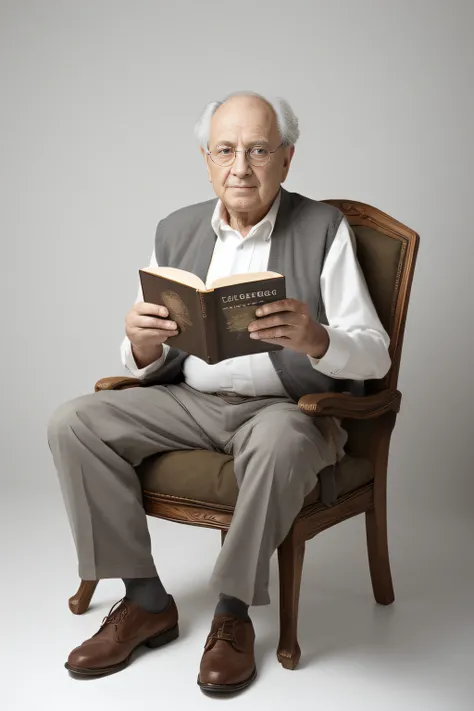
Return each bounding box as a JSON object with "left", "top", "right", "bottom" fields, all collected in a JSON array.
[
  {"left": 307, "top": 326, "right": 350, "bottom": 378},
  {"left": 121, "top": 338, "right": 170, "bottom": 379}
]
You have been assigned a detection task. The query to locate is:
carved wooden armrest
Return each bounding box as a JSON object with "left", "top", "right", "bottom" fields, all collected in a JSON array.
[
  {"left": 94, "top": 376, "right": 141, "bottom": 392},
  {"left": 298, "top": 389, "right": 401, "bottom": 419}
]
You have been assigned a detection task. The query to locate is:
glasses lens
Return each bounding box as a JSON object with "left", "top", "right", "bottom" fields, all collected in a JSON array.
[
  {"left": 248, "top": 147, "right": 271, "bottom": 166},
  {"left": 210, "top": 148, "right": 235, "bottom": 166}
]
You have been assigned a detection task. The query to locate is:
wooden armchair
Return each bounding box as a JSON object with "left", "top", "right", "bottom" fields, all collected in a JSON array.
[{"left": 68, "top": 200, "right": 419, "bottom": 671}]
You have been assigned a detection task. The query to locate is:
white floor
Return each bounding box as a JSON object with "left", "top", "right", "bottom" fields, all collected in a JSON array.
[{"left": 2, "top": 480, "right": 473, "bottom": 711}]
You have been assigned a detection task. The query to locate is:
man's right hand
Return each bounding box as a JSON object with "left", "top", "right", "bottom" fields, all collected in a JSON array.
[{"left": 125, "top": 302, "right": 178, "bottom": 369}]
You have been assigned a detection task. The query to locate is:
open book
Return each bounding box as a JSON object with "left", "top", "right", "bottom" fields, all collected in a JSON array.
[{"left": 139, "top": 266, "right": 286, "bottom": 364}]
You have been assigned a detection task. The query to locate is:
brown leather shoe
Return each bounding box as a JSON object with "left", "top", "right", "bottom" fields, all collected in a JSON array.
[
  {"left": 198, "top": 614, "right": 257, "bottom": 694},
  {"left": 65, "top": 595, "right": 178, "bottom": 677}
]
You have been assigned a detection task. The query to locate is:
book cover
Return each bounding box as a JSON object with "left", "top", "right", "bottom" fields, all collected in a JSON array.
[
  {"left": 139, "top": 270, "right": 207, "bottom": 359},
  {"left": 213, "top": 277, "right": 286, "bottom": 361},
  {"left": 139, "top": 269, "right": 286, "bottom": 364}
]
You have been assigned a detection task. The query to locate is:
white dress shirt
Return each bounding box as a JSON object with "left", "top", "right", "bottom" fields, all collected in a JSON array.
[{"left": 121, "top": 192, "right": 391, "bottom": 395}]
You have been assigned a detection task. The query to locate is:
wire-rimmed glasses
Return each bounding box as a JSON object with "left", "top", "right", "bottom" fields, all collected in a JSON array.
[{"left": 207, "top": 143, "right": 283, "bottom": 167}]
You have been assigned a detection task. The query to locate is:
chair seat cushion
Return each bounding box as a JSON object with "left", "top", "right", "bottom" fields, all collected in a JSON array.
[{"left": 137, "top": 450, "right": 374, "bottom": 509}]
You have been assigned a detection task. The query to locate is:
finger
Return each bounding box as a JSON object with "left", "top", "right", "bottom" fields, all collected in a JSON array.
[
  {"left": 157, "top": 329, "right": 179, "bottom": 339},
  {"left": 135, "top": 316, "right": 178, "bottom": 330},
  {"left": 248, "top": 311, "right": 301, "bottom": 331},
  {"left": 136, "top": 302, "right": 169, "bottom": 318},
  {"left": 135, "top": 317, "right": 177, "bottom": 330},
  {"left": 133, "top": 329, "right": 179, "bottom": 341},
  {"left": 249, "top": 325, "right": 296, "bottom": 340},
  {"left": 255, "top": 299, "right": 300, "bottom": 317}
]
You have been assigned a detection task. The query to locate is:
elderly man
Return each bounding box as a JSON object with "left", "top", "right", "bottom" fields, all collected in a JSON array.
[{"left": 48, "top": 91, "right": 390, "bottom": 693}]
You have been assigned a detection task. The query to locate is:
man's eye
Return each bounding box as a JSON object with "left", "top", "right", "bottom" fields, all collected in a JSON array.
[
  {"left": 250, "top": 147, "right": 269, "bottom": 156},
  {"left": 217, "top": 148, "right": 233, "bottom": 155}
]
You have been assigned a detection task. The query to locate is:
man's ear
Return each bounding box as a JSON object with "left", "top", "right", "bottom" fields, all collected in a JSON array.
[
  {"left": 201, "top": 146, "right": 212, "bottom": 182},
  {"left": 283, "top": 145, "right": 295, "bottom": 168},
  {"left": 281, "top": 146, "right": 295, "bottom": 181}
]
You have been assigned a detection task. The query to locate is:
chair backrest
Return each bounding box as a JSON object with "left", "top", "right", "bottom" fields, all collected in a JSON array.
[
  {"left": 322, "top": 200, "right": 419, "bottom": 458},
  {"left": 323, "top": 200, "right": 419, "bottom": 394}
]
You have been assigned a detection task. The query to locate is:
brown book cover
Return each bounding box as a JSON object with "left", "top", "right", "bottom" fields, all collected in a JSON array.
[{"left": 139, "top": 267, "right": 286, "bottom": 364}]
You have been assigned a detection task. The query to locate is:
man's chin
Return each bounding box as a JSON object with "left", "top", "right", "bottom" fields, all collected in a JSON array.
[{"left": 225, "top": 189, "right": 260, "bottom": 208}]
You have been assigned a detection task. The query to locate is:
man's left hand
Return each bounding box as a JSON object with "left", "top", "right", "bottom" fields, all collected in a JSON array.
[{"left": 248, "top": 298, "right": 329, "bottom": 359}]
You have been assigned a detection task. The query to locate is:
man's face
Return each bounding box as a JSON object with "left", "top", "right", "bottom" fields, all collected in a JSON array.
[{"left": 202, "top": 96, "right": 294, "bottom": 216}]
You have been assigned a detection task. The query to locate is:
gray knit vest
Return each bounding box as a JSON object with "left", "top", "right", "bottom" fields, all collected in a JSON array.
[{"left": 144, "top": 188, "right": 357, "bottom": 402}]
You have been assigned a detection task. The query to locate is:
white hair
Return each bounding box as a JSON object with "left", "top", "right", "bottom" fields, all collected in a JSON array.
[{"left": 194, "top": 91, "right": 300, "bottom": 150}]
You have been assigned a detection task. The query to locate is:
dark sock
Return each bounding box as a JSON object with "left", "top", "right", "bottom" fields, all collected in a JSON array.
[
  {"left": 215, "top": 593, "right": 250, "bottom": 621},
  {"left": 122, "top": 575, "right": 170, "bottom": 614}
]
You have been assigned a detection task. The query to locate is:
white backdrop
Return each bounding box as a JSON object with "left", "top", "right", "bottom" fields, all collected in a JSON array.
[
  {"left": 2, "top": 0, "right": 472, "bottom": 508},
  {"left": 1, "top": 3, "right": 473, "bottom": 707}
]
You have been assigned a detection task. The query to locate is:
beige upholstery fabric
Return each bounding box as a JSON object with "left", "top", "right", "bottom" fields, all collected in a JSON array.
[{"left": 137, "top": 451, "right": 373, "bottom": 509}]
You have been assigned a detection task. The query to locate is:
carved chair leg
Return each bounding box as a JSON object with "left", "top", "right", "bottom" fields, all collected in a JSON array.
[
  {"left": 277, "top": 529, "right": 306, "bottom": 670},
  {"left": 68, "top": 579, "right": 99, "bottom": 615},
  {"left": 365, "top": 501, "right": 395, "bottom": 605},
  {"left": 221, "top": 529, "right": 227, "bottom": 547}
]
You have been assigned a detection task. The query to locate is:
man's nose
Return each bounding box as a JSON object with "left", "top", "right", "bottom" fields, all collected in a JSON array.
[{"left": 231, "top": 151, "right": 252, "bottom": 177}]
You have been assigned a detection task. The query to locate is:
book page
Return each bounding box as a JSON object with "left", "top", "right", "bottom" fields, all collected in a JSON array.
[
  {"left": 211, "top": 271, "right": 283, "bottom": 289},
  {"left": 141, "top": 266, "right": 206, "bottom": 290}
]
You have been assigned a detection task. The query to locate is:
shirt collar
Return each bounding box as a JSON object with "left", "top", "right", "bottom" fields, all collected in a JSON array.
[{"left": 211, "top": 189, "right": 282, "bottom": 242}]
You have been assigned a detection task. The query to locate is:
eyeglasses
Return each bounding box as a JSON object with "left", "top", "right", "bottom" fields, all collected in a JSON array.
[{"left": 207, "top": 143, "right": 283, "bottom": 167}]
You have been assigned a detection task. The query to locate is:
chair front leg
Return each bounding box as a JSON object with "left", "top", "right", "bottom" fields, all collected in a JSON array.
[
  {"left": 277, "top": 528, "right": 306, "bottom": 670},
  {"left": 366, "top": 501, "right": 394, "bottom": 605},
  {"left": 68, "top": 580, "right": 98, "bottom": 615},
  {"left": 365, "top": 414, "right": 395, "bottom": 605}
]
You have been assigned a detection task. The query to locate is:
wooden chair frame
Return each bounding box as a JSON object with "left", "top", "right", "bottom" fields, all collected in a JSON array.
[{"left": 67, "top": 200, "right": 419, "bottom": 670}]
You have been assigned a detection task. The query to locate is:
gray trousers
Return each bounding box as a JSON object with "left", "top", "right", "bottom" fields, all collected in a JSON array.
[{"left": 48, "top": 382, "right": 347, "bottom": 606}]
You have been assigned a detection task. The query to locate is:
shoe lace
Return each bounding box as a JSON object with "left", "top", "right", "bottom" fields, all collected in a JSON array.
[
  {"left": 205, "top": 615, "right": 243, "bottom": 652},
  {"left": 100, "top": 598, "right": 130, "bottom": 628},
  {"left": 213, "top": 617, "right": 235, "bottom": 642}
]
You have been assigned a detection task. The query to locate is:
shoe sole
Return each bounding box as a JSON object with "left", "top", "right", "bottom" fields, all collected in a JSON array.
[
  {"left": 65, "top": 623, "right": 179, "bottom": 678},
  {"left": 197, "top": 666, "right": 257, "bottom": 694}
]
